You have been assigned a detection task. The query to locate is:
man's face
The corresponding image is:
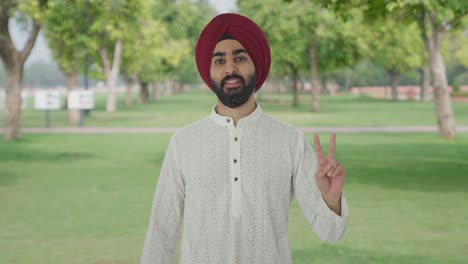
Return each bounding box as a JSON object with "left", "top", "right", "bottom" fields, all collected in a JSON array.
[{"left": 210, "top": 39, "right": 257, "bottom": 108}]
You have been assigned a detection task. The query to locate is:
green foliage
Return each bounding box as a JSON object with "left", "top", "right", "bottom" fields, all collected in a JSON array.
[
  {"left": 45, "top": 0, "right": 91, "bottom": 74},
  {"left": 443, "top": 23, "right": 468, "bottom": 68},
  {"left": 159, "top": 0, "right": 215, "bottom": 83},
  {"left": 453, "top": 72, "right": 468, "bottom": 86},
  {"left": 366, "top": 19, "right": 423, "bottom": 74},
  {"left": 120, "top": 0, "right": 215, "bottom": 84},
  {"left": 16, "top": 0, "right": 49, "bottom": 23},
  {"left": 240, "top": 0, "right": 364, "bottom": 79},
  {"left": 314, "top": 9, "right": 365, "bottom": 75},
  {"left": 43, "top": 0, "right": 145, "bottom": 81}
]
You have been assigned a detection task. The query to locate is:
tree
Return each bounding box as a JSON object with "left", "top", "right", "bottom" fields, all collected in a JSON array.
[
  {"left": 366, "top": 19, "right": 422, "bottom": 100},
  {"left": 85, "top": 0, "right": 144, "bottom": 113},
  {"left": 241, "top": 0, "right": 363, "bottom": 110},
  {"left": 239, "top": 0, "right": 308, "bottom": 107},
  {"left": 45, "top": 0, "right": 91, "bottom": 125},
  {"left": 156, "top": 0, "right": 215, "bottom": 93},
  {"left": 0, "top": 0, "right": 48, "bottom": 140},
  {"left": 318, "top": 0, "right": 468, "bottom": 138}
]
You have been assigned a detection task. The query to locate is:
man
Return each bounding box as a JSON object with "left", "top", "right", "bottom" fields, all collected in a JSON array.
[{"left": 140, "top": 13, "right": 348, "bottom": 264}]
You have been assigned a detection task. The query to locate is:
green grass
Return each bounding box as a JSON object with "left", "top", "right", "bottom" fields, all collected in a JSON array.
[
  {"left": 1, "top": 133, "right": 467, "bottom": 263},
  {"left": 4, "top": 90, "right": 468, "bottom": 128}
]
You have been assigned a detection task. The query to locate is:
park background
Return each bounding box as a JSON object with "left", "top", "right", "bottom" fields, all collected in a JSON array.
[{"left": 1, "top": 0, "right": 467, "bottom": 263}]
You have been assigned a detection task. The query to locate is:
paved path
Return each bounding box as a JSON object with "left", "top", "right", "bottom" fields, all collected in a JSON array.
[{"left": 2, "top": 126, "right": 467, "bottom": 134}]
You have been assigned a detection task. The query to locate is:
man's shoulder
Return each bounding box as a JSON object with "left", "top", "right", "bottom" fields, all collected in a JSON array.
[
  {"left": 260, "top": 112, "right": 303, "bottom": 136},
  {"left": 172, "top": 116, "right": 212, "bottom": 140}
]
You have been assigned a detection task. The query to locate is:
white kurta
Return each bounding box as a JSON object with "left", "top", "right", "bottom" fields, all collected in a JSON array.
[{"left": 140, "top": 104, "right": 348, "bottom": 264}]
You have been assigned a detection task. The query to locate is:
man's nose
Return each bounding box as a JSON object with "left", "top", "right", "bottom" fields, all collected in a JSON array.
[{"left": 224, "top": 60, "right": 238, "bottom": 75}]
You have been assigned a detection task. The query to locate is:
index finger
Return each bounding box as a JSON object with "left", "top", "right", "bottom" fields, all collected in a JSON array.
[
  {"left": 328, "top": 133, "right": 336, "bottom": 159},
  {"left": 313, "top": 134, "right": 325, "bottom": 160}
]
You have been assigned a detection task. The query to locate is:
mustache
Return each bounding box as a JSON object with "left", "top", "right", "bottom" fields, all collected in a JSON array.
[{"left": 221, "top": 74, "right": 246, "bottom": 87}]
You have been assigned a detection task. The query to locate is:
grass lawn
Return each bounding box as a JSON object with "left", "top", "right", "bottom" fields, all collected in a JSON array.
[
  {"left": 4, "top": 90, "right": 468, "bottom": 128},
  {"left": 1, "top": 133, "right": 467, "bottom": 263}
]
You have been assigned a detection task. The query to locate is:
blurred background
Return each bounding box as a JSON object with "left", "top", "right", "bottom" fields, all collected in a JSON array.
[{"left": 1, "top": 0, "right": 467, "bottom": 263}]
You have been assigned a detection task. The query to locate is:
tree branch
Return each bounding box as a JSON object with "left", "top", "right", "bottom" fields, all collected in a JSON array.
[
  {"left": 99, "top": 47, "right": 111, "bottom": 78},
  {"left": 111, "top": 39, "right": 123, "bottom": 74},
  {"left": 18, "top": 21, "right": 41, "bottom": 64},
  {"left": 0, "top": 4, "right": 18, "bottom": 67},
  {"left": 448, "top": 10, "right": 468, "bottom": 28}
]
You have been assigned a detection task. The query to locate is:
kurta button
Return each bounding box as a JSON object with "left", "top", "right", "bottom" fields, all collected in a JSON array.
[
  {"left": 234, "top": 159, "right": 237, "bottom": 163},
  {"left": 234, "top": 177, "right": 238, "bottom": 181},
  {"left": 227, "top": 119, "right": 231, "bottom": 123},
  {"left": 234, "top": 137, "right": 238, "bottom": 141}
]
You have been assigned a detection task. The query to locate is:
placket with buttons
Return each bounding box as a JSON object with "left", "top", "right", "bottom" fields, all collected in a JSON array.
[{"left": 226, "top": 117, "right": 243, "bottom": 220}]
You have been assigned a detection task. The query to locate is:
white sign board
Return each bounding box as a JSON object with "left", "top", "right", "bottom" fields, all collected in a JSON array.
[
  {"left": 68, "top": 90, "right": 94, "bottom": 110},
  {"left": 34, "top": 91, "right": 62, "bottom": 110},
  {"left": 21, "top": 91, "right": 28, "bottom": 109},
  {"left": 0, "top": 90, "right": 28, "bottom": 109}
]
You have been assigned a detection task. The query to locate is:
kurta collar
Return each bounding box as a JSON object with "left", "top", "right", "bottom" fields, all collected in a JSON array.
[{"left": 210, "top": 103, "right": 263, "bottom": 129}]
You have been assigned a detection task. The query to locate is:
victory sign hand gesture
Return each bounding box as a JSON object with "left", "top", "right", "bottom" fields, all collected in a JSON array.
[{"left": 314, "top": 133, "right": 345, "bottom": 214}]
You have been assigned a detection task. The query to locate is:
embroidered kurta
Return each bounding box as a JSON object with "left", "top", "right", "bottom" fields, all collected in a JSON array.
[{"left": 140, "top": 105, "right": 348, "bottom": 264}]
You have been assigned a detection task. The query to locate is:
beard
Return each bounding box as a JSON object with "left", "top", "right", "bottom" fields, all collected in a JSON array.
[{"left": 210, "top": 72, "right": 257, "bottom": 108}]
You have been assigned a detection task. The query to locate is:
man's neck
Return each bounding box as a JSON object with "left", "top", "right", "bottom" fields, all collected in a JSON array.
[{"left": 215, "top": 94, "right": 257, "bottom": 126}]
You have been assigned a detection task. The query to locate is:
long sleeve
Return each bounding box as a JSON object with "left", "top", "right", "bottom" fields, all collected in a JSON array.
[
  {"left": 140, "top": 136, "right": 185, "bottom": 264},
  {"left": 292, "top": 132, "right": 348, "bottom": 243}
]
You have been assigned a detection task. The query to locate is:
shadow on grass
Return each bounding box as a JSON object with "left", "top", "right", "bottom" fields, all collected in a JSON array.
[
  {"left": 0, "top": 138, "right": 95, "bottom": 186},
  {"left": 0, "top": 169, "right": 22, "bottom": 186},
  {"left": 292, "top": 244, "right": 463, "bottom": 264},
  {"left": 341, "top": 143, "right": 468, "bottom": 193},
  {"left": 0, "top": 145, "right": 94, "bottom": 163}
]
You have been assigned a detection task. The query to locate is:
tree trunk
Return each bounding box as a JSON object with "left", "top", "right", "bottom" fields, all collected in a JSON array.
[
  {"left": 99, "top": 39, "right": 123, "bottom": 113},
  {"left": 418, "top": 10, "right": 456, "bottom": 138},
  {"left": 65, "top": 70, "right": 80, "bottom": 126},
  {"left": 152, "top": 82, "right": 161, "bottom": 102},
  {"left": 298, "top": 78, "right": 304, "bottom": 93},
  {"left": 164, "top": 79, "right": 173, "bottom": 96},
  {"left": 290, "top": 66, "right": 299, "bottom": 107},
  {"left": 321, "top": 76, "right": 328, "bottom": 95},
  {"left": 177, "top": 82, "right": 183, "bottom": 94},
  {"left": 279, "top": 77, "right": 286, "bottom": 104},
  {"left": 389, "top": 70, "right": 400, "bottom": 101},
  {"left": 344, "top": 68, "right": 351, "bottom": 91},
  {"left": 309, "top": 41, "right": 320, "bottom": 112},
  {"left": 267, "top": 78, "right": 273, "bottom": 102},
  {"left": 125, "top": 73, "right": 137, "bottom": 107},
  {"left": 419, "top": 65, "right": 430, "bottom": 102},
  {"left": 4, "top": 65, "right": 23, "bottom": 140},
  {"left": 0, "top": 8, "right": 42, "bottom": 140},
  {"left": 139, "top": 82, "right": 149, "bottom": 104},
  {"left": 429, "top": 26, "right": 456, "bottom": 138},
  {"left": 417, "top": 9, "right": 431, "bottom": 102}
]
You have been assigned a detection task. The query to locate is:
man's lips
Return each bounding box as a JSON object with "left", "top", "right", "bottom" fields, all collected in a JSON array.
[{"left": 223, "top": 78, "right": 242, "bottom": 88}]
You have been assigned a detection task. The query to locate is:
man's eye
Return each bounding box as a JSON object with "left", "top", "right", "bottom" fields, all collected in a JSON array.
[
  {"left": 236, "top": 56, "right": 246, "bottom": 62},
  {"left": 214, "top": 59, "right": 225, "bottom": 64}
]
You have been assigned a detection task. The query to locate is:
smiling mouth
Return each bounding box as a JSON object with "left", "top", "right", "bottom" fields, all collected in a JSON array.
[{"left": 223, "top": 78, "right": 242, "bottom": 89}]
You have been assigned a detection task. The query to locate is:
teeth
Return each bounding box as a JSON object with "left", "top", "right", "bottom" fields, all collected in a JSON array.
[{"left": 226, "top": 79, "right": 239, "bottom": 84}]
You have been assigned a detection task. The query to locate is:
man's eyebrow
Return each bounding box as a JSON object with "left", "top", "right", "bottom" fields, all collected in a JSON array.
[
  {"left": 233, "top": 49, "right": 248, "bottom": 55},
  {"left": 212, "top": 49, "right": 249, "bottom": 58},
  {"left": 212, "top": 52, "right": 226, "bottom": 58}
]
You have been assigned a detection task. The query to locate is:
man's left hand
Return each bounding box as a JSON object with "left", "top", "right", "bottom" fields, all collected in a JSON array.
[{"left": 313, "top": 133, "right": 345, "bottom": 215}]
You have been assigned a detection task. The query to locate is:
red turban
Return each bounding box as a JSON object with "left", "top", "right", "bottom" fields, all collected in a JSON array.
[{"left": 195, "top": 13, "right": 271, "bottom": 92}]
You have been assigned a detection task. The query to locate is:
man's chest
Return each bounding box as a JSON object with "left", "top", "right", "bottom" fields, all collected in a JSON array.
[{"left": 179, "top": 135, "right": 294, "bottom": 196}]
